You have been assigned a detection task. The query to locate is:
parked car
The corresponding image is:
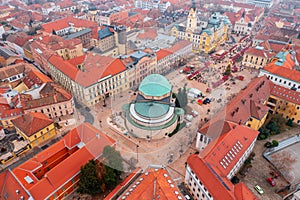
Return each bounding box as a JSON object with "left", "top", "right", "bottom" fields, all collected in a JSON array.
[
  {"left": 254, "top": 185, "right": 264, "bottom": 194},
  {"left": 203, "top": 98, "right": 211, "bottom": 104},
  {"left": 191, "top": 110, "right": 199, "bottom": 117},
  {"left": 270, "top": 171, "right": 278, "bottom": 178},
  {"left": 267, "top": 178, "right": 276, "bottom": 186},
  {"left": 185, "top": 122, "right": 192, "bottom": 128},
  {"left": 185, "top": 114, "right": 193, "bottom": 122}
]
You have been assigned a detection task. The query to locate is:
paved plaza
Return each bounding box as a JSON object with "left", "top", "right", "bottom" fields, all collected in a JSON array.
[{"left": 77, "top": 52, "right": 260, "bottom": 173}]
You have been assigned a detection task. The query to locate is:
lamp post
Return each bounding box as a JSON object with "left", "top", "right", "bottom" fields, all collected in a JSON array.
[
  {"left": 136, "top": 144, "right": 139, "bottom": 162},
  {"left": 179, "top": 144, "right": 183, "bottom": 157}
]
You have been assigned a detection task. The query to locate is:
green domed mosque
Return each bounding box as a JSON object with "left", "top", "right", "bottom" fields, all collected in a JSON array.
[{"left": 123, "top": 74, "right": 184, "bottom": 140}]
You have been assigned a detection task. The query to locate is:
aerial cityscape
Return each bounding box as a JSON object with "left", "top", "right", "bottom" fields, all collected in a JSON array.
[{"left": 0, "top": 0, "right": 300, "bottom": 199}]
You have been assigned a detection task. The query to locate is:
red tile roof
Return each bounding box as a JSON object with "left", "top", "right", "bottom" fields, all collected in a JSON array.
[
  {"left": 23, "top": 69, "right": 53, "bottom": 89},
  {"left": 13, "top": 82, "right": 72, "bottom": 110},
  {"left": 118, "top": 167, "right": 184, "bottom": 200},
  {"left": 244, "top": 47, "right": 274, "bottom": 58},
  {"left": 201, "top": 122, "right": 259, "bottom": 176},
  {"left": 57, "top": 0, "right": 74, "bottom": 8},
  {"left": 41, "top": 16, "right": 98, "bottom": 38},
  {"left": 156, "top": 49, "right": 172, "bottom": 61},
  {"left": 234, "top": 182, "right": 258, "bottom": 200},
  {"left": 263, "top": 60, "right": 300, "bottom": 82},
  {"left": 206, "top": 76, "right": 271, "bottom": 129},
  {"left": 6, "top": 32, "right": 32, "bottom": 47},
  {"left": 104, "top": 167, "right": 142, "bottom": 200},
  {"left": 166, "top": 40, "right": 191, "bottom": 53},
  {"left": 66, "top": 54, "right": 86, "bottom": 66},
  {"left": 188, "top": 155, "right": 235, "bottom": 200},
  {"left": 137, "top": 28, "right": 158, "bottom": 40},
  {"left": 0, "top": 170, "right": 32, "bottom": 200},
  {"left": 48, "top": 53, "right": 127, "bottom": 87},
  {"left": 0, "top": 63, "right": 26, "bottom": 81},
  {"left": 188, "top": 123, "right": 259, "bottom": 200},
  {"left": 270, "top": 83, "right": 300, "bottom": 104},
  {"left": 0, "top": 108, "right": 24, "bottom": 119},
  {"left": 199, "top": 120, "right": 232, "bottom": 137},
  {"left": 13, "top": 123, "right": 115, "bottom": 200},
  {"left": 11, "top": 112, "right": 53, "bottom": 137},
  {"left": 0, "top": 86, "right": 11, "bottom": 95}
]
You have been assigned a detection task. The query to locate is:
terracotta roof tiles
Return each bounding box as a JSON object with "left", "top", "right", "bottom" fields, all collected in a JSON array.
[
  {"left": 263, "top": 60, "right": 300, "bottom": 82},
  {"left": 188, "top": 122, "right": 259, "bottom": 200},
  {"left": 156, "top": 49, "right": 172, "bottom": 61},
  {"left": 12, "top": 123, "right": 115, "bottom": 200},
  {"left": 271, "top": 83, "right": 300, "bottom": 104},
  {"left": 48, "top": 53, "right": 126, "bottom": 87},
  {"left": 0, "top": 170, "right": 32, "bottom": 200},
  {"left": 11, "top": 112, "right": 53, "bottom": 137},
  {"left": 207, "top": 76, "right": 272, "bottom": 127},
  {"left": 42, "top": 16, "right": 98, "bottom": 38},
  {"left": 0, "top": 63, "right": 26, "bottom": 80},
  {"left": 23, "top": 69, "right": 53, "bottom": 89},
  {"left": 118, "top": 167, "right": 184, "bottom": 200}
]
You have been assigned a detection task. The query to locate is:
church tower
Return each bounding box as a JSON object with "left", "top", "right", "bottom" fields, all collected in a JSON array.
[{"left": 186, "top": 0, "right": 197, "bottom": 33}]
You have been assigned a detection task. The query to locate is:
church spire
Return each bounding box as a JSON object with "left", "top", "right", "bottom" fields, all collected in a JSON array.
[{"left": 191, "top": 0, "right": 196, "bottom": 10}]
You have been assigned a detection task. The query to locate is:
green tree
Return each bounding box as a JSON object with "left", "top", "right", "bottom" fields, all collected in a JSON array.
[
  {"left": 78, "top": 160, "right": 102, "bottom": 195},
  {"left": 272, "top": 140, "right": 279, "bottom": 147},
  {"left": 271, "top": 114, "right": 286, "bottom": 128},
  {"left": 176, "top": 85, "right": 188, "bottom": 110},
  {"left": 266, "top": 120, "right": 280, "bottom": 135},
  {"left": 264, "top": 141, "right": 272, "bottom": 148},
  {"left": 182, "top": 84, "right": 188, "bottom": 109},
  {"left": 104, "top": 166, "right": 118, "bottom": 189},
  {"left": 286, "top": 119, "right": 293, "bottom": 127},
  {"left": 231, "top": 176, "right": 239, "bottom": 184},
  {"left": 258, "top": 126, "right": 270, "bottom": 140},
  {"left": 102, "top": 146, "right": 123, "bottom": 175}
]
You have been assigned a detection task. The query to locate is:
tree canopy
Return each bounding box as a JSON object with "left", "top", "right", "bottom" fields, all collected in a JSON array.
[
  {"left": 77, "top": 146, "right": 123, "bottom": 196},
  {"left": 77, "top": 160, "right": 102, "bottom": 195},
  {"left": 175, "top": 84, "right": 188, "bottom": 110},
  {"left": 102, "top": 146, "right": 123, "bottom": 175}
]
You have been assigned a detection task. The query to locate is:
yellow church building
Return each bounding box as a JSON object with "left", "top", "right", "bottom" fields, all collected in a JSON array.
[{"left": 170, "top": 4, "right": 230, "bottom": 53}]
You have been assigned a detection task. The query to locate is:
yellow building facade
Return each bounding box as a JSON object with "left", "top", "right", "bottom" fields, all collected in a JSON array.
[
  {"left": 268, "top": 95, "right": 300, "bottom": 124},
  {"left": 170, "top": 8, "right": 230, "bottom": 54},
  {"left": 55, "top": 42, "right": 84, "bottom": 60},
  {"left": 245, "top": 112, "right": 268, "bottom": 131},
  {"left": 242, "top": 51, "right": 271, "bottom": 69},
  {"left": 12, "top": 113, "right": 56, "bottom": 148},
  {"left": 18, "top": 123, "right": 56, "bottom": 148}
]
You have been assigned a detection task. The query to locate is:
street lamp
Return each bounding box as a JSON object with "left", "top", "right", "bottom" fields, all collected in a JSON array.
[
  {"left": 179, "top": 144, "right": 183, "bottom": 157},
  {"left": 136, "top": 145, "right": 139, "bottom": 162}
]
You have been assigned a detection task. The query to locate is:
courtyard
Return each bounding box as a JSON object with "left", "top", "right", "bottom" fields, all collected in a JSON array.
[
  {"left": 241, "top": 125, "right": 300, "bottom": 200},
  {"left": 265, "top": 135, "right": 300, "bottom": 186}
]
